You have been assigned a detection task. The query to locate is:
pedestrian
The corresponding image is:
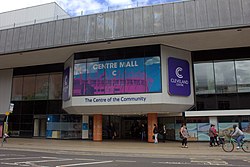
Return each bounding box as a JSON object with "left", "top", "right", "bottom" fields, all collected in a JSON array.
[
  {"left": 141, "top": 123, "right": 146, "bottom": 141},
  {"left": 162, "top": 125, "right": 167, "bottom": 143},
  {"left": 109, "top": 122, "right": 116, "bottom": 140},
  {"left": 231, "top": 124, "right": 245, "bottom": 149},
  {"left": 153, "top": 124, "right": 159, "bottom": 144},
  {"left": 213, "top": 125, "right": 220, "bottom": 146},
  {"left": 180, "top": 123, "right": 189, "bottom": 148},
  {"left": 209, "top": 124, "right": 216, "bottom": 147}
]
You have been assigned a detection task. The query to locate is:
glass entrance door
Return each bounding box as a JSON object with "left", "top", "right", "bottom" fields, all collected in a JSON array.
[
  {"left": 33, "top": 115, "right": 46, "bottom": 137},
  {"left": 121, "top": 116, "right": 147, "bottom": 139},
  {"left": 102, "top": 115, "right": 147, "bottom": 140}
]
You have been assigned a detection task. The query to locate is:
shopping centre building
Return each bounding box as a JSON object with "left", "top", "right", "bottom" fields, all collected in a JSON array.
[{"left": 0, "top": 0, "right": 250, "bottom": 142}]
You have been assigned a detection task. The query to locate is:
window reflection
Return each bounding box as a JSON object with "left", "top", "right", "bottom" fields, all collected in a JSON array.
[
  {"left": 23, "top": 76, "right": 36, "bottom": 100},
  {"left": 12, "top": 77, "right": 23, "bottom": 101},
  {"left": 49, "top": 73, "right": 62, "bottom": 99},
  {"left": 35, "top": 75, "right": 49, "bottom": 100},
  {"left": 235, "top": 60, "right": 250, "bottom": 92},
  {"left": 214, "top": 61, "right": 236, "bottom": 93},
  {"left": 12, "top": 73, "right": 62, "bottom": 101},
  {"left": 194, "top": 59, "right": 250, "bottom": 110},
  {"left": 194, "top": 63, "right": 215, "bottom": 94}
]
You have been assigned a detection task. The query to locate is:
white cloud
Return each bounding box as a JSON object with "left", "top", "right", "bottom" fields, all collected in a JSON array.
[
  {"left": 145, "top": 57, "right": 160, "bottom": 65},
  {"left": 57, "top": 0, "right": 104, "bottom": 16},
  {"left": 107, "top": 0, "right": 133, "bottom": 6},
  {"left": 0, "top": 0, "right": 183, "bottom": 16}
]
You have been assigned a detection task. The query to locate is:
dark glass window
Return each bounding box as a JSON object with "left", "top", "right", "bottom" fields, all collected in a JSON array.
[
  {"left": 235, "top": 60, "right": 250, "bottom": 93},
  {"left": 9, "top": 123, "right": 20, "bottom": 131},
  {"left": 47, "top": 100, "right": 63, "bottom": 114},
  {"left": 49, "top": 73, "right": 62, "bottom": 99},
  {"left": 34, "top": 101, "right": 47, "bottom": 115},
  {"left": 214, "top": 61, "right": 237, "bottom": 93},
  {"left": 20, "top": 123, "right": 33, "bottom": 131},
  {"left": 104, "top": 49, "right": 124, "bottom": 61},
  {"left": 10, "top": 64, "right": 63, "bottom": 137},
  {"left": 12, "top": 72, "right": 62, "bottom": 101},
  {"left": 217, "top": 94, "right": 239, "bottom": 110},
  {"left": 218, "top": 116, "right": 239, "bottom": 123},
  {"left": 35, "top": 75, "right": 49, "bottom": 100},
  {"left": 9, "top": 115, "right": 21, "bottom": 124},
  {"left": 11, "top": 77, "right": 23, "bottom": 101},
  {"left": 238, "top": 93, "right": 250, "bottom": 109},
  {"left": 218, "top": 101, "right": 230, "bottom": 110},
  {"left": 196, "top": 101, "right": 205, "bottom": 110},
  {"left": 124, "top": 46, "right": 145, "bottom": 59},
  {"left": 23, "top": 76, "right": 36, "bottom": 100},
  {"left": 20, "top": 115, "right": 33, "bottom": 124},
  {"left": 196, "top": 94, "right": 217, "bottom": 110},
  {"left": 11, "top": 101, "right": 22, "bottom": 115},
  {"left": 21, "top": 101, "right": 34, "bottom": 115},
  {"left": 194, "top": 62, "right": 215, "bottom": 94}
]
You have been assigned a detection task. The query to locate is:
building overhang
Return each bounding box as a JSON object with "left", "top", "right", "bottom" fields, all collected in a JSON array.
[
  {"left": 64, "top": 103, "right": 193, "bottom": 115},
  {"left": 185, "top": 110, "right": 250, "bottom": 117},
  {"left": 1, "top": 27, "right": 250, "bottom": 70}
]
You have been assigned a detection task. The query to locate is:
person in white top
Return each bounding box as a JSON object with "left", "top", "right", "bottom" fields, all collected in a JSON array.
[
  {"left": 231, "top": 124, "right": 245, "bottom": 149},
  {"left": 180, "top": 124, "right": 189, "bottom": 148}
]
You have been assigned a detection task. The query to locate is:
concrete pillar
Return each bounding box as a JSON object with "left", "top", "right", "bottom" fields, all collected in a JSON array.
[
  {"left": 93, "top": 114, "right": 102, "bottom": 141},
  {"left": 209, "top": 117, "right": 218, "bottom": 130},
  {"left": 33, "top": 119, "right": 39, "bottom": 137},
  {"left": 40, "top": 119, "right": 46, "bottom": 137},
  {"left": 147, "top": 113, "right": 158, "bottom": 143},
  {"left": 82, "top": 115, "right": 89, "bottom": 139}
]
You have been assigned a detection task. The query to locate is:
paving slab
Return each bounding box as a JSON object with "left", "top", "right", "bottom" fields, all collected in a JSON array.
[{"left": 0, "top": 138, "right": 248, "bottom": 158}]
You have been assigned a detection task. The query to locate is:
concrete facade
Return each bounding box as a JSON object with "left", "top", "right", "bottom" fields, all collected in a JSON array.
[
  {"left": 0, "top": 0, "right": 250, "bottom": 141},
  {"left": 0, "top": 0, "right": 249, "bottom": 56}
]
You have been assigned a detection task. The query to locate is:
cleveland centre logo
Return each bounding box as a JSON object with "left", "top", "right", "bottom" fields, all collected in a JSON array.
[
  {"left": 175, "top": 67, "right": 183, "bottom": 79},
  {"left": 168, "top": 57, "right": 191, "bottom": 96}
]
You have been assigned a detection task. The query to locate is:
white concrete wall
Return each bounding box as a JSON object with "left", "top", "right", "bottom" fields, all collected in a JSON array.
[
  {"left": 0, "top": 3, "right": 69, "bottom": 30},
  {"left": 209, "top": 116, "right": 218, "bottom": 130},
  {"left": 82, "top": 116, "right": 89, "bottom": 139},
  {"left": 0, "top": 69, "right": 13, "bottom": 115}
]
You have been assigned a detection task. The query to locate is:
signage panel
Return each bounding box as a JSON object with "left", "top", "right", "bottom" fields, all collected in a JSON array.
[
  {"left": 63, "top": 67, "right": 70, "bottom": 101},
  {"left": 168, "top": 57, "right": 191, "bottom": 96}
]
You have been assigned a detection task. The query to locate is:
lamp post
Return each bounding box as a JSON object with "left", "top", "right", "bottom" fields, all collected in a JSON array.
[
  {"left": 1, "top": 103, "right": 14, "bottom": 147},
  {"left": 1, "top": 112, "right": 9, "bottom": 147}
]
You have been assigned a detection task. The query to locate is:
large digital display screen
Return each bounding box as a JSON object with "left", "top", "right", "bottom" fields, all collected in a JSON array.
[{"left": 73, "top": 57, "right": 161, "bottom": 96}]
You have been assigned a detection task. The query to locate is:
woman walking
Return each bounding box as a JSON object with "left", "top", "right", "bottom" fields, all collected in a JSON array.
[
  {"left": 153, "top": 124, "right": 159, "bottom": 144},
  {"left": 180, "top": 124, "right": 189, "bottom": 148}
]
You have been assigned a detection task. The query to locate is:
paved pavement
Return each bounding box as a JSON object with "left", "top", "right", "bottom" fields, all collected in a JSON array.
[{"left": 0, "top": 138, "right": 248, "bottom": 158}]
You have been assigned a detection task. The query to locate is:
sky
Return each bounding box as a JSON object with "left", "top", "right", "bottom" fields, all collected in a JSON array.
[{"left": 0, "top": 0, "right": 183, "bottom": 16}]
